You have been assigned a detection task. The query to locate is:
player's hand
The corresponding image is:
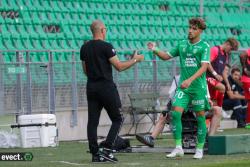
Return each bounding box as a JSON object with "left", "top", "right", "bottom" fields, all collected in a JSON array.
[
  {"left": 133, "top": 51, "right": 144, "bottom": 62},
  {"left": 181, "top": 79, "right": 192, "bottom": 89},
  {"left": 208, "top": 99, "right": 213, "bottom": 106},
  {"left": 147, "top": 42, "right": 156, "bottom": 50},
  {"left": 214, "top": 74, "right": 223, "bottom": 82}
]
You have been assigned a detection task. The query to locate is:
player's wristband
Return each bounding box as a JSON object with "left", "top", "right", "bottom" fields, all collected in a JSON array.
[
  {"left": 212, "top": 71, "right": 218, "bottom": 76},
  {"left": 153, "top": 47, "right": 160, "bottom": 54}
]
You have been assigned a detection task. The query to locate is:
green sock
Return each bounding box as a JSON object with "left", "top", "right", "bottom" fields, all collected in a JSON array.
[
  {"left": 246, "top": 124, "right": 250, "bottom": 129},
  {"left": 171, "top": 111, "right": 182, "bottom": 147},
  {"left": 175, "top": 139, "right": 182, "bottom": 147},
  {"left": 196, "top": 115, "right": 207, "bottom": 149}
]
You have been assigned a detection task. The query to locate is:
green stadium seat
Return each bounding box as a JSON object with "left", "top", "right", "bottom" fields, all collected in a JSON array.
[
  {"left": 3, "top": 37, "right": 15, "bottom": 50},
  {"left": 56, "top": 1, "right": 69, "bottom": 12},
  {"left": 57, "top": 39, "right": 67, "bottom": 50},
  {"left": 29, "top": 52, "right": 39, "bottom": 62},
  {"left": 0, "top": 0, "right": 249, "bottom": 86},
  {"left": 24, "top": 25, "right": 37, "bottom": 37},
  {"left": 65, "top": 53, "right": 74, "bottom": 62},
  {"left": 1, "top": 0, "right": 14, "bottom": 10},
  {"left": 13, "top": 38, "right": 25, "bottom": 50},
  {"left": 22, "top": 38, "right": 32, "bottom": 50},
  {"left": 38, "top": 39, "right": 46, "bottom": 49},
  {"left": 138, "top": 61, "right": 154, "bottom": 81},
  {"left": 2, "top": 54, "right": 11, "bottom": 63},
  {"left": 117, "top": 68, "right": 134, "bottom": 83},
  {"left": 0, "top": 16, "right": 5, "bottom": 25},
  {"left": 30, "top": 38, "right": 44, "bottom": 50}
]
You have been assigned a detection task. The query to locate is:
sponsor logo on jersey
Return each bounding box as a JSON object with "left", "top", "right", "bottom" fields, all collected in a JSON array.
[
  {"left": 185, "top": 57, "right": 197, "bottom": 67},
  {"left": 191, "top": 99, "right": 204, "bottom": 105}
]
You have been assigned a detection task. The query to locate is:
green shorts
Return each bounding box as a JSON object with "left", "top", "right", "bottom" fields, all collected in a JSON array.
[{"left": 172, "top": 87, "right": 211, "bottom": 112}]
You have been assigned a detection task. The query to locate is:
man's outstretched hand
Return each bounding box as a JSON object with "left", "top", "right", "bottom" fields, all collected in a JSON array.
[{"left": 133, "top": 50, "right": 144, "bottom": 62}]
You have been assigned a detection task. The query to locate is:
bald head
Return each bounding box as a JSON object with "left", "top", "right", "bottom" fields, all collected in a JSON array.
[{"left": 90, "top": 20, "right": 105, "bottom": 35}]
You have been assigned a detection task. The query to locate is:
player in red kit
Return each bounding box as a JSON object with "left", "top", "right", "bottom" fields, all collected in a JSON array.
[
  {"left": 240, "top": 48, "right": 250, "bottom": 129},
  {"left": 207, "top": 38, "right": 239, "bottom": 107}
]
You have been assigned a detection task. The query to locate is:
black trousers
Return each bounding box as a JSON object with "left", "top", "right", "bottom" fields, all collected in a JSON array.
[
  {"left": 222, "top": 98, "right": 246, "bottom": 125},
  {"left": 86, "top": 81, "right": 123, "bottom": 155}
]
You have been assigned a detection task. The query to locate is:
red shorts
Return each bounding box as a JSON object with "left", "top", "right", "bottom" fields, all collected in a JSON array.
[
  {"left": 243, "top": 82, "right": 250, "bottom": 100},
  {"left": 206, "top": 77, "right": 220, "bottom": 100}
]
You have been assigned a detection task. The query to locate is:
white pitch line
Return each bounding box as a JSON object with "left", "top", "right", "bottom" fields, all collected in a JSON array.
[
  {"left": 50, "top": 161, "right": 87, "bottom": 166},
  {"left": 124, "top": 162, "right": 142, "bottom": 166}
]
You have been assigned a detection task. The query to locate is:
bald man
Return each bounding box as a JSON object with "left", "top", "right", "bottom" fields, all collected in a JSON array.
[{"left": 80, "top": 20, "right": 144, "bottom": 163}]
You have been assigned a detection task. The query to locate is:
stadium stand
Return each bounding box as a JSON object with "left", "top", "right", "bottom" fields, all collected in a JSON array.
[{"left": 0, "top": 0, "right": 250, "bottom": 84}]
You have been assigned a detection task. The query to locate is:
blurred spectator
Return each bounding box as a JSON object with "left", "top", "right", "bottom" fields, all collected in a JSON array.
[
  {"left": 240, "top": 48, "right": 250, "bottom": 129},
  {"left": 159, "top": 3, "right": 169, "bottom": 11},
  {"left": 222, "top": 67, "right": 246, "bottom": 128},
  {"left": 207, "top": 38, "right": 239, "bottom": 108}
]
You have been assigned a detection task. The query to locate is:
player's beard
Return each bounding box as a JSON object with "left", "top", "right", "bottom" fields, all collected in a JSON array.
[{"left": 188, "top": 33, "right": 194, "bottom": 40}]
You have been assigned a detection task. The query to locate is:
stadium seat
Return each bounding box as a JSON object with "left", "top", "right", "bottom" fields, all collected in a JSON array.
[{"left": 1, "top": 0, "right": 250, "bottom": 85}]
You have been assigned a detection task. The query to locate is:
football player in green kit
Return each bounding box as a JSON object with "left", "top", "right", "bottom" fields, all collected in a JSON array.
[{"left": 147, "top": 18, "right": 210, "bottom": 159}]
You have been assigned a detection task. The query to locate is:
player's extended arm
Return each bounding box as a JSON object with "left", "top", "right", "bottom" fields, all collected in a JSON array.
[
  {"left": 226, "top": 90, "right": 245, "bottom": 100},
  {"left": 109, "top": 51, "right": 144, "bottom": 72},
  {"left": 181, "top": 63, "right": 209, "bottom": 89},
  {"left": 147, "top": 42, "right": 172, "bottom": 60},
  {"left": 154, "top": 50, "right": 172, "bottom": 60}
]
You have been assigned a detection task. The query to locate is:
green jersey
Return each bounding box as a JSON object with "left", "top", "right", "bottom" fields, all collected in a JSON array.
[{"left": 169, "top": 39, "right": 210, "bottom": 92}]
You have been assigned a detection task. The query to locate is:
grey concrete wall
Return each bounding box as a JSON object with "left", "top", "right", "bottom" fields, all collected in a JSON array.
[{"left": 56, "top": 108, "right": 160, "bottom": 141}]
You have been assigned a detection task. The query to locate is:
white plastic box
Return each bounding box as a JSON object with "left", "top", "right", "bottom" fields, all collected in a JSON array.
[{"left": 18, "top": 114, "right": 58, "bottom": 148}]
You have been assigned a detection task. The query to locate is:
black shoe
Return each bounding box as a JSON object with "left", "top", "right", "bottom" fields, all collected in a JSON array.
[
  {"left": 92, "top": 154, "right": 110, "bottom": 163},
  {"left": 237, "top": 123, "right": 246, "bottom": 128},
  {"left": 98, "top": 147, "right": 118, "bottom": 163},
  {"left": 237, "top": 119, "right": 246, "bottom": 128},
  {"left": 92, "top": 152, "right": 117, "bottom": 163},
  {"left": 136, "top": 134, "right": 154, "bottom": 147}
]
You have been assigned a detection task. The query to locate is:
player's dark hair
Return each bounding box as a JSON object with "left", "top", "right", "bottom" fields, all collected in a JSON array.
[
  {"left": 231, "top": 67, "right": 241, "bottom": 74},
  {"left": 225, "top": 38, "right": 239, "bottom": 51},
  {"left": 189, "top": 18, "right": 206, "bottom": 30}
]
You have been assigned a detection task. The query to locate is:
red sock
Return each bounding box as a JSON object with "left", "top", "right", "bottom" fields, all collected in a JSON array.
[
  {"left": 246, "top": 102, "right": 250, "bottom": 125},
  {"left": 216, "top": 91, "right": 224, "bottom": 107}
]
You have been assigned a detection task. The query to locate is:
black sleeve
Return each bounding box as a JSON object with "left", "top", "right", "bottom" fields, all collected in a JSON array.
[
  {"left": 105, "top": 43, "right": 116, "bottom": 59},
  {"left": 80, "top": 44, "right": 85, "bottom": 61}
]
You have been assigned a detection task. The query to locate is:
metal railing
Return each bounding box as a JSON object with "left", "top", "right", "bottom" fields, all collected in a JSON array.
[
  {"left": 0, "top": 49, "right": 178, "bottom": 126},
  {"left": 0, "top": 49, "right": 245, "bottom": 126}
]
